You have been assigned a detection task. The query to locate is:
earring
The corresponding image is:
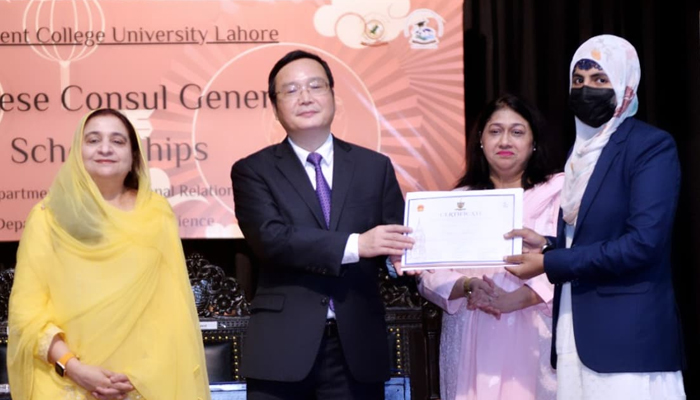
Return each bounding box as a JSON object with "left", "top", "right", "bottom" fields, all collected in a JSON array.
[
  {"left": 533, "top": 146, "right": 537, "bottom": 152},
  {"left": 480, "top": 143, "right": 483, "bottom": 149}
]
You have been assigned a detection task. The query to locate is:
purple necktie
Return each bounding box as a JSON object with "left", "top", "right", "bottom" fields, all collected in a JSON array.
[
  {"left": 307, "top": 152, "right": 335, "bottom": 313},
  {"left": 307, "top": 152, "right": 332, "bottom": 229}
]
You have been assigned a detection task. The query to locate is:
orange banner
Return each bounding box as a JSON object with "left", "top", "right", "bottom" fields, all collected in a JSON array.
[{"left": 0, "top": 0, "right": 465, "bottom": 240}]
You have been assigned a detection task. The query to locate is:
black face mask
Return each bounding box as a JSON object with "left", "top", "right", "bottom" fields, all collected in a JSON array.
[{"left": 568, "top": 86, "right": 617, "bottom": 128}]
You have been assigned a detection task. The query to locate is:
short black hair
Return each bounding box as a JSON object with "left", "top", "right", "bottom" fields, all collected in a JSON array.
[
  {"left": 456, "top": 94, "right": 561, "bottom": 190},
  {"left": 85, "top": 108, "right": 142, "bottom": 190},
  {"left": 267, "top": 50, "right": 335, "bottom": 107}
]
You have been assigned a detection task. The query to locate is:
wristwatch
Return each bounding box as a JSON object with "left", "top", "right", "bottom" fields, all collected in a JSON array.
[
  {"left": 55, "top": 352, "right": 77, "bottom": 377},
  {"left": 541, "top": 237, "right": 555, "bottom": 254}
]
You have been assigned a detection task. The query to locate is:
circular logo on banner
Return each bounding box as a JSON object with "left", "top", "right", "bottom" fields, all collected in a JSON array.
[{"left": 191, "top": 43, "right": 381, "bottom": 216}]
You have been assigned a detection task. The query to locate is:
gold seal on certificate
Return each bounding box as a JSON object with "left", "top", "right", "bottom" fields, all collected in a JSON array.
[{"left": 402, "top": 188, "right": 523, "bottom": 270}]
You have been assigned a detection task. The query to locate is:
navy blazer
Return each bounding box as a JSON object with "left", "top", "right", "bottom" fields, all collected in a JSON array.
[
  {"left": 231, "top": 136, "right": 404, "bottom": 383},
  {"left": 544, "top": 118, "right": 685, "bottom": 373}
]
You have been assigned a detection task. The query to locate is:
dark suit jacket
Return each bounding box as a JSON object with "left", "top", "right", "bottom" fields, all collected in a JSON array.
[
  {"left": 230, "top": 136, "right": 404, "bottom": 383},
  {"left": 545, "top": 118, "right": 685, "bottom": 373}
]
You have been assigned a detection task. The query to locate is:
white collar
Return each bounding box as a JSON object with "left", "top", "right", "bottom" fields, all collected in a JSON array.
[{"left": 288, "top": 134, "right": 334, "bottom": 166}]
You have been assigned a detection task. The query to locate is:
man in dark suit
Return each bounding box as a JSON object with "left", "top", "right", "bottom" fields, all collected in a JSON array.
[{"left": 231, "top": 50, "right": 414, "bottom": 400}]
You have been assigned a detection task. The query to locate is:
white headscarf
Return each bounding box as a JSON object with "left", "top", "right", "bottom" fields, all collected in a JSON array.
[{"left": 560, "top": 34, "right": 641, "bottom": 225}]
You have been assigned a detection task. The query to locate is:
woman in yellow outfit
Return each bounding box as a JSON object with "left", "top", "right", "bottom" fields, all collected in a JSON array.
[{"left": 7, "top": 109, "right": 211, "bottom": 400}]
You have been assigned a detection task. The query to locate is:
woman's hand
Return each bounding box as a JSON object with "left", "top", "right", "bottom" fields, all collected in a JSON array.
[
  {"left": 482, "top": 276, "right": 520, "bottom": 319},
  {"left": 504, "top": 228, "right": 546, "bottom": 253},
  {"left": 481, "top": 276, "right": 544, "bottom": 319},
  {"left": 65, "top": 359, "right": 134, "bottom": 400},
  {"left": 465, "top": 278, "right": 499, "bottom": 317},
  {"left": 504, "top": 253, "right": 545, "bottom": 279}
]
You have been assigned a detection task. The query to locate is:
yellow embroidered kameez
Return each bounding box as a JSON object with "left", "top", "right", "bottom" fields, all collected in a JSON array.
[{"left": 7, "top": 110, "right": 211, "bottom": 400}]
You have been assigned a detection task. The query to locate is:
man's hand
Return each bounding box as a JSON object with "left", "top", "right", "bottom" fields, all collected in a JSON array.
[
  {"left": 359, "top": 224, "right": 413, "bottom": 258},
  {"left": 389, "top": 254, "right": 431, "bottom": 276},
  {"left": 504, "top": 228, "right": 546, "bottom": 253},
  {"left": 504, "top": 253, "right": 545, "bottom": 280}
]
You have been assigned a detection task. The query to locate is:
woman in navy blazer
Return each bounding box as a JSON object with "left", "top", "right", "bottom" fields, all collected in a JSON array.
[{"left": 505, "top": 35, "right": 686, "bottom": 399}]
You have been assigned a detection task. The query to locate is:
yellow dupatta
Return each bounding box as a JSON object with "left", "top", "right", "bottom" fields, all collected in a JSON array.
[{"left": 7, "top": 110, "right": 210, "bottom": 399}]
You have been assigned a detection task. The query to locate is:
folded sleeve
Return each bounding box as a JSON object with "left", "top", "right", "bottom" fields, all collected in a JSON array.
[
  {"left": 417, "top": 269, "right": 466, "bottom": 314},
  {"left": 523, "top": 275, "right": 554, "bottom": 316},
  {"left": 36, "top": 324, "right": 64, "bottom": 363}
]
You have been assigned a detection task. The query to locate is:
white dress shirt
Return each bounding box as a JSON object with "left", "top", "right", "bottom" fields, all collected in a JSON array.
[{"left": 287, "top": 134, "right": 361, "bottom": 319}]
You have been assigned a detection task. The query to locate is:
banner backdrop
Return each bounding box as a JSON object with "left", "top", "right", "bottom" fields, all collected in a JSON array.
[{"left": 0, "top": 0, "right": 465, "bottom": 240}]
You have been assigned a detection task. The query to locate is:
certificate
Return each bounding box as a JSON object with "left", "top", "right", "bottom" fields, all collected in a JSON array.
[{"left": 402, "top": 188, "right": 523, "bottom": 270}]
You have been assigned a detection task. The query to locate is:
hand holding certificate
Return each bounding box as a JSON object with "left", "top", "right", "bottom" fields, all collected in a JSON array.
[{"left": 401, "top": 188, "right": 523, "bottom": 270}]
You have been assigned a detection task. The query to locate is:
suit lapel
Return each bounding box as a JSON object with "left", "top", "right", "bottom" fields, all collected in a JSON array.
[
  {"left": 274, "top": 140, "right": 326, "bottom": 228},
  {"left": 329, "top": 138, "right": 355, "bottom": 231},
  {"left": 574, "top": 119, "right": 633, "bottom": 237}
]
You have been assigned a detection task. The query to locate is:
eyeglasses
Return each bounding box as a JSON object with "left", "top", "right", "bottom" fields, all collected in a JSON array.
[{"left": 276, "top": 79, "right": 331, "bottom": 100}]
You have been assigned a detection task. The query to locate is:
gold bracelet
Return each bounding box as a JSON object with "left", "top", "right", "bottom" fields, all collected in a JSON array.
[{"left": 463, "top": 277, "right": 473, "bottom": 296}]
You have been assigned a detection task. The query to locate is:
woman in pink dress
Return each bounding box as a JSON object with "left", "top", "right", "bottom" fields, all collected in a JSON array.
[{"left": 418, "top": 94, "right": 563, "bottom": 400}]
